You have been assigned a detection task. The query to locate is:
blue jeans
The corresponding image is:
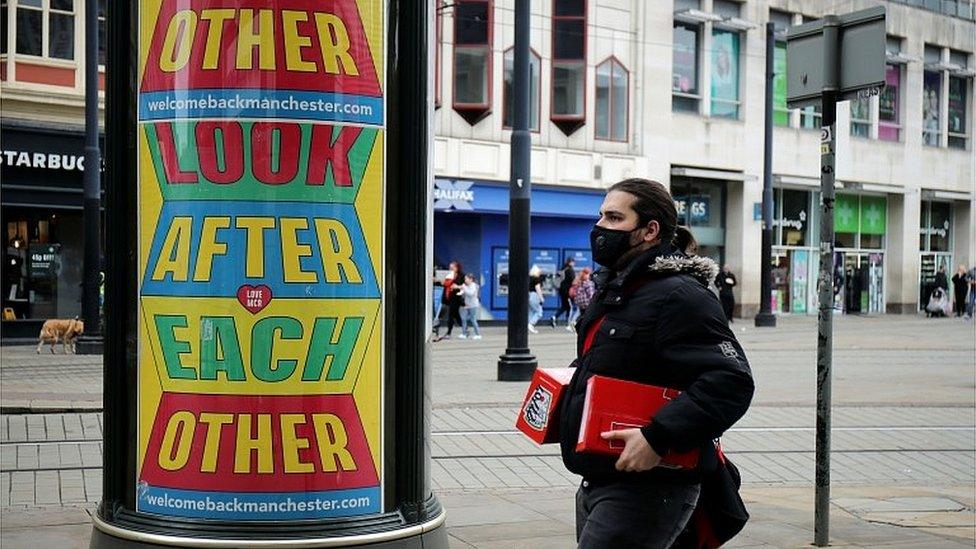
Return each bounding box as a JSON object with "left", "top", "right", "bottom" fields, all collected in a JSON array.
[
  {"left": 528, "top": 293, "right": 544, "bottom": 326},
  {"left": 968, "top": 287, "right": 975, "bottom": 317},
  {"left": 461, "top": 307, "right": 481, "bottom": 336}
]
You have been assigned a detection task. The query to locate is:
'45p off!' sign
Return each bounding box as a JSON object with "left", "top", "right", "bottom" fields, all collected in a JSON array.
[{"left": 136, "top": 0, "right": 385, "bottom": 521}]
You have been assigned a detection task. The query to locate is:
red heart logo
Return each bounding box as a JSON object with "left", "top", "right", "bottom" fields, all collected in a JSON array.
[{"left": 237, "top": 284, "right": 273, "bottom": 314}]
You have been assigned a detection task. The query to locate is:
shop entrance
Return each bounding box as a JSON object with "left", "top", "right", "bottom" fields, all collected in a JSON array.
[
  {"left": 918, "top": 252, "right": 954, "bottom": 310},
  {"left": 835, "top": 251, "right": 885, "bottom": 314}
]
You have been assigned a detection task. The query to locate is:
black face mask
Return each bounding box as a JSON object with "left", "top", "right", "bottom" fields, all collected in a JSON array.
[{"left": 590, "top": 225, "right": 641, "bottom": 267}]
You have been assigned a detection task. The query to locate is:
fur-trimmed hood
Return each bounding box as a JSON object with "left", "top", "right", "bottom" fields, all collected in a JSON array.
[{"left": 647, "top": 253, "right": 720, "bottom": 287}]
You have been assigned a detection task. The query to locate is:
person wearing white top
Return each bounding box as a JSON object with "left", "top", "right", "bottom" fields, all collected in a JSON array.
[{"left": 459, "top": 274, "right": 482, "bottom": 339}]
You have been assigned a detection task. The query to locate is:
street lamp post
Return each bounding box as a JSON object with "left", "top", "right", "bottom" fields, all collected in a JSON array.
[
  {"left": 755, "top": 21, "right": 777, "bottom": 329},
  {"left": 497, "top": 0, "right": 538, "bottom": 381},
  {"left": 75, "top": 0, "right": 103, "bottom": 354}
]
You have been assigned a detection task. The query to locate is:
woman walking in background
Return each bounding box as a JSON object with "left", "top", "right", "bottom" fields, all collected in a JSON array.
[
  {"left": 716, "top": 265, "right": 737, "bottom": 322},
  {"left": 951, "top": 265, "right": 969, "bottom": 317},
  {"left": 527, "top": 265, "right": 544, "bottom": 334},
  {"left": 433, "top": 261, "right": 464, "bottom": 341}
]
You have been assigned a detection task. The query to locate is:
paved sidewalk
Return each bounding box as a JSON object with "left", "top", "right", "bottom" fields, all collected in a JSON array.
[{"left": 1, "top": 314, "right": 974, "bottom": 547}]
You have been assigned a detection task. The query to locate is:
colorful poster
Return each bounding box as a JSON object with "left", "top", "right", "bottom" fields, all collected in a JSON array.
[
  {"left": 710, "top": 29, "right": 739, "bottom": 118},
  {"left": 136, "top": 1, "right": 386, "bottom": 521},
  {"left": 773, "top": 42, "right": 788, "bottom": 126}
]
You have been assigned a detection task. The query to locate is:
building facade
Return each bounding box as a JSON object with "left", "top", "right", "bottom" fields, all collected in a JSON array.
[
  {"left": 432, "top": 0, "right": 975, "bottom": 319},
  {"left": 1, "top": 0, "right": 974, "bottom": 327},
  {"left": 2, "top": 0, "right": 106, "bottom": 333}
]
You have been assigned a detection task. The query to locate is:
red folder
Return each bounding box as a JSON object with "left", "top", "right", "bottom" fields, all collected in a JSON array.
[
  {"left": 576, "top": 375, "right": 699, "bottom": 469},
  {"left": 516, "top": 367, "right": 576, "bottom": 444}
]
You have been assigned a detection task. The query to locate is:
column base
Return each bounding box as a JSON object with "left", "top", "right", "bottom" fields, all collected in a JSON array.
[
  {"left": 497, "top": 350, "right": 537, "bottom": 381},
  {"left": 75, "top": 334, "right": 104, "bottom": 355},
  {"left": 89, "top": 509, "right": 448, "bottom": 549},
  {"left": 753, "top": 312, "right": 777, "bottom": 327}
]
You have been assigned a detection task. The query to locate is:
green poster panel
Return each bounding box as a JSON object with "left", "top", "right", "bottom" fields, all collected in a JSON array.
[
  {"left": 774, "top": 43, "right": 789, "bottom": 126},
  {"left": 859, "top": 195, "right": 887, "bottom": 235},
  {"left": 834, "top": 194, "right": 859, "bottom": 233}
]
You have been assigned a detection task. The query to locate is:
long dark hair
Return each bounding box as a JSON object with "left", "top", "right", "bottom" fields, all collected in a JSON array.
[{"left": 608, "top": 178, "right": 678, "bottom": 245}]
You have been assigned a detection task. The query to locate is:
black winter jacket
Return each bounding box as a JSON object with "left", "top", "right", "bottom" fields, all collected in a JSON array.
[{"left": 559, "top": 244, "right": 755, "bottom": 484}]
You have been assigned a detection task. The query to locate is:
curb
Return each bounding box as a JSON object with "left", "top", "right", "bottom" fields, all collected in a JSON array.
[{"left": 1, "top": 405, "right": 104, "bottom": 414}]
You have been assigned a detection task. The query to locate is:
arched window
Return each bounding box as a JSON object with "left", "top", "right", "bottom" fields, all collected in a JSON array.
[
  {"left": 551, "top": 0, "right": 586, "bottom": 135},
  {"left": 503, "top": 47, "right": 541, "bottom": 131},
  {"left": 435, "top": 0, "right": 444, "bottom": 108},
  {"left": 453, "top": 0, "right": 493, "bottom": 124},
  {"left": 595, "top": 57, "right": 628, "bottom": 141}
]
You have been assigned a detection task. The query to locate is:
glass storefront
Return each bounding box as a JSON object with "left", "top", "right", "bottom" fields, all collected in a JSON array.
[
  {"left": 3, "top": 209, "right": 84, "bottom": 320},
  {"left": 772, "top": 189, "right": 888, "bottom": 315},
  {"left": 833, "top": 193, "right": 887, "bottom": 314},
  {"left": 771, "top": 188, "right": 819, "bottom": 314},
  {"left": 918, "top": 200, "right": 954, "bottom": 309},
  {"left": 672, "top": 176, "right": 727, "bottom": 266}
]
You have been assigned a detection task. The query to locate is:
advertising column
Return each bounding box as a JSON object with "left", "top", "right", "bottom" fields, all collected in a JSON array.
[{"left": 136, "top": 1, "right": 385, "bottom": 520}]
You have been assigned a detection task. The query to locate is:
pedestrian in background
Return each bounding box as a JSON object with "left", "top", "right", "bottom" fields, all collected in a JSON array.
[
  {"left": 527, "top": 265, "right": 544, "bottom": 334},
  {"left": 570, "top": 268, "right": 595, "bottom": 329},
  {"left": 951, "top": 265, "right": 969, "bottom": 317},
  {"left": 716, "top": 265, "right": 737, "bottom": 322},
  {"left": 560, "top": 178, "right": 753, "bottom": 548},
  {"left": 967, "top": 265, "right": 976, "bottom": 320},
  {"left": 549, "top": 258, "right": 576, "bottom": 329},
  {"left": 433, "top": 261, "right": 464, "bottom": 341},
  {"left": 458, "top": 273, "right": 482, "bottom": 340}
]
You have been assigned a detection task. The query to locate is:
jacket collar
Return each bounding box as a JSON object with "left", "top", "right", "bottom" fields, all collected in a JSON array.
[{"left": 593, "top": 244, "right": 719, "bottom": 306}]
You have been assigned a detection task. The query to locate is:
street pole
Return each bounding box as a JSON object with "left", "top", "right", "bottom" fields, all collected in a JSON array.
[
  {"left": 755, "top": 21, "right": 777, "bottom": 328},
  {"left": 76, "top": 0, "right": 102, "bottom": 355},
  {"left": 814, "top": 14, "right": 840, "bottom": 548},
  {"left": 498, "top": 0, "right": 537, "bottom": 381}
]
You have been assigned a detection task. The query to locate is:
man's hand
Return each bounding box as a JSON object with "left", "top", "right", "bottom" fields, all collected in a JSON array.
[{"left": 601, "top": 429, "right": 662, "bottom": 472}]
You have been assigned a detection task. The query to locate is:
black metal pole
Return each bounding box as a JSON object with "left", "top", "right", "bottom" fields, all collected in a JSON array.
[
  {"left": 498, "top": 0, "right": 537, "bottom": 381},
  {"left": 76, "top": 0, "right": 103, "bottom": 354},
  {"left": 814, "top": 14, "right": 840, "bottom": 548},
  {"left": 755, "top": 22, "right": 777, "bottom": 328}
]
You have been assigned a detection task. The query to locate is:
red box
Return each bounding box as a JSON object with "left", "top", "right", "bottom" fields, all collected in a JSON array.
[
  {"left": 576, "top": 375, "right": 699, "bottom": 469},
  {"left": 516, "top": 368, "right": 576, "bottom": 445}
]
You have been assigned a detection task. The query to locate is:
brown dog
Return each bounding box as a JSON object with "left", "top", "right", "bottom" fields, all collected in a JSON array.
[{"left": 36, "top": 319, "right": 85, "bottom": 354}]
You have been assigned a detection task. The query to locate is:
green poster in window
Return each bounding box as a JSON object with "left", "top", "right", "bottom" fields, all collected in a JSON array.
[
  {"left": 834, "top": 194, "right": 859, "bottom": 234},
  {"left": 860, "top": 195, "right": 887, "bottom": 235},
  {"left": 773, "top": 43, "right": 788, "bottom": 126}
]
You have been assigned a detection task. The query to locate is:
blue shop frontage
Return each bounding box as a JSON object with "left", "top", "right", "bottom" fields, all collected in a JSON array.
[{"left": 433, "top": 178, "right": 604, "bottom": 321}]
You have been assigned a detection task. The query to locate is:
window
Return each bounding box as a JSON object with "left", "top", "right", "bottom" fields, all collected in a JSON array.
[
  {"left": 800, "top": 106, "right": 821, "bottom": 129},
  {"left": 920, "top": 201, "right": 952, "bottom": 252},
  {"left": 14, "top": 0, "right": 74, "bottom": 60},
  {"left": 770, "top": 10, "right": 793, "bottom": 127},
  {"left": 434, "top": 0, "right": 443, "bottom": 107},
  {"left": 672, "top": 22, "right": 700, "bottom": 113},
  {"left": 503, "top": 47, "right": 541, "bottom": 131},
  {"left": 1, "top": 2, "right": 8, "bottom": 55},
  {"left": 16, "top": 0, "right": 42, "bottom": 56},
  {"left": 923, "top": 45, "right": 943, "bottom": 146},
  {"left": 551, "top": 0, "right": 586, "bottom": 133},
  {"left": 878, "top": 37, "right": 904, "bottom": 142},
  {"left": 453, "top": 0, "right": 492, "bottom": 123},
  {"left": 947, "top": 50, "right": 970, "bottom": 149},
  {"left": 879, "top": 63, "right": 902, "bottom": 141},
  {"left": 850, "top": 95, "right": 871, "bottom": 137},
  {"left": 835, "top": 194, "right": 887, "bottom": 249},
  {"left": 595, "top": 57, "right": 628, "bottom": 141},
  {"left": 710, "top": 28, "right": 740, "bottom": 119},
  {"left": 773, "top": 41, "right": 789, "bottom": 126},
  {"left": 776, "top": 189, "right": 811, "bottom": 247}
]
